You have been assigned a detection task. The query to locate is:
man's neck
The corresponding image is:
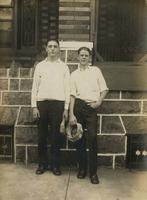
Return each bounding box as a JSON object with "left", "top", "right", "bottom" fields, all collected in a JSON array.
[
  {"left": 79, "top": 64, "right": 89, "bottom": 70},
  {"left": 46, "top": 56, "right": 59, "bottom": 62}
]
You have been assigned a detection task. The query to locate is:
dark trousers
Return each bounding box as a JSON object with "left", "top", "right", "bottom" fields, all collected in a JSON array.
[
  {"left": 37, "top": 100, "right": 64, "bottom": 168},
  {"left": 74, "top": 99, "right": 98, "bottom": 176}
]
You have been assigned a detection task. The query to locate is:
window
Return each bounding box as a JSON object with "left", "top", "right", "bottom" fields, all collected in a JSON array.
[
  {"left": 93, "top": 0, "right": 147, "bottom": 90},
  {"left": 0, "top": 0, "right": 14, "bottom": 47}
]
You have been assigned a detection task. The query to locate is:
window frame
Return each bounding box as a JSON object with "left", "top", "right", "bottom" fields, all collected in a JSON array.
[{"left": 0, "top": 0, "right": 38, "bottom": 57}]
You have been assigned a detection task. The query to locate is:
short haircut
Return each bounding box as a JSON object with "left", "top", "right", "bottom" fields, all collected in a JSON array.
[
  {"left": 47, "top": 39, "right": 60, "bottom": 46},
  {"left": 78, "top": 46, "right": 91, "bottom": 55}
]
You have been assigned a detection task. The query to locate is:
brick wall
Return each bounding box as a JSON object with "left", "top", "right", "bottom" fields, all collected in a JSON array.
[{"left": 1, "top": 42, "right": 147, "bottom": 168}]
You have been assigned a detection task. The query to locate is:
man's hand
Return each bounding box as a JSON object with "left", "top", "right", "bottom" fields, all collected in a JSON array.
[
  {"left": 69, "top": 114, "right": 77, "bottom": 126},
  {"left": 32, "top": 107, "right": 40, "bottom": 119},
  {"left": 63, "top": 109, "right": 68, "bottom": 121},
  {"left": 87, "top": 100, "right": 102, "bottom": 109}
]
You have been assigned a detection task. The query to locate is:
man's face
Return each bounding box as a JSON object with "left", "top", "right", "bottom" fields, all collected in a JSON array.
[
  {"left": 78, "top": 49, "right": 90, "bottom": 66},
  {"left": 46, "top": 40, "right": 59, "bottom": 57}
]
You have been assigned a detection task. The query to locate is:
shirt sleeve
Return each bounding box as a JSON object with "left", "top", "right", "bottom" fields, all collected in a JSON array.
[
  {"left": 31, "top": 64, "right": 40, "bottom": 107},
  {"left": 96, "top": 67, "right": 109, "bottom": 92},
  {"left": 70, "top": 72, "right": 77, "bottom": 97},
  {"left": 64, "top": 65, "right": 70, "bottom": 110}
]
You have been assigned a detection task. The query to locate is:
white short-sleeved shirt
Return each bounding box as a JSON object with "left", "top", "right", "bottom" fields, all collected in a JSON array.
[{"left": 70, "top": 66, "right": 108, "bottom": 102}]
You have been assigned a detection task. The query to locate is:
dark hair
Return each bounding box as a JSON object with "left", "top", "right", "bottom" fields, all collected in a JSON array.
[
  {"left": 47, "top": 39, "right": 60, "bottom": 46},
  {"left": 78, "top": 46, "right": 91, "bottom": 55}
]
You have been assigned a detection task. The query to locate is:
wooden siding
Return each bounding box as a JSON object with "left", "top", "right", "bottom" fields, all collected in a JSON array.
[{"left": 59, "top": 0, "right": 91, "bottom": 41}]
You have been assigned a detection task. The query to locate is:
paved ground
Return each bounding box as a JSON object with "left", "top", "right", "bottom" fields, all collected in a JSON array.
[{"left": 0, "top": 163, "right": 147, "bottom": 200}]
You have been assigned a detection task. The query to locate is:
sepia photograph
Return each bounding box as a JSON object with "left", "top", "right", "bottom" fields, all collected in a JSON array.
[{"left": 0, "top": 0, "right": 147, "bottom": 199}]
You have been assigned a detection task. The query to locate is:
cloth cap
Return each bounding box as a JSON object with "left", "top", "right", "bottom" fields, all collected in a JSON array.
[{"left": 66, "top": 123, "right": 83, "bottom": 142}]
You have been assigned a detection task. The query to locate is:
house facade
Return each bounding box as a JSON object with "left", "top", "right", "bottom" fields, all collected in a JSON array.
[{"left": 0, "top": 0, "right": 147, "bottom": 169}]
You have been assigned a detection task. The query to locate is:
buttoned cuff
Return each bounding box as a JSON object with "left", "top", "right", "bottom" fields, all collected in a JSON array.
[
  {"left": 31, "top": 101, "right": 37, "bottom": 108},
  {"left": 64, "top": 102, "right": 69, "bottom": 110}
]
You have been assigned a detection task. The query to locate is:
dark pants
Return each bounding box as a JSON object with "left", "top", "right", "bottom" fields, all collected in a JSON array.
[
  {"left": 74, "top": 99, "right": 98, "bottom": 176},
  {"left": 37, "top": 100, "right": 64, "bottom": 168}
]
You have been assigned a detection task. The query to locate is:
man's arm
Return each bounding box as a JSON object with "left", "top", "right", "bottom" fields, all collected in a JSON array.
[
  {"left": 31, "top": 65, "right": 40, "bottom": 119},
  {"left": 88, "top": 90, "right": 108, "bottom": 109},
  {"left": 69, "top": 95, "right": 77, "bottom": 125},
  {"left": 63, "top": 66, "right": 70, "bottom": 120},
  {"left": 88, "top": 67, "right": 109, "bottom": 109}
]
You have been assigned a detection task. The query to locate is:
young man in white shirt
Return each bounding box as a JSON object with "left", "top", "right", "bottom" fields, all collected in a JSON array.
[
  {"left": 69, "top": 47, "right": 108, "bottom": 184},
  {"left": 31, "top": 40, "right": 70, "bottom": 175}
]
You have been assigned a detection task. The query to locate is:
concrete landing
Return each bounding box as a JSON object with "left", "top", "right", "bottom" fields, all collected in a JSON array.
[{"left": 0, "top": 164, "right": 147, "bottom": 200}]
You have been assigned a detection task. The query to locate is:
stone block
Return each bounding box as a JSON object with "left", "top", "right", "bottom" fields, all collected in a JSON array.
[
  {"left": 122, "top": 91, "right": 147, "bottom": 99},
  {"left": 9, "top": 68, "right": 19, "bottom": 77},
  {"left": 0, "top": 156, "right": 12, "bottom": 162},
  {"left": 15, "top": 127, "right": 38, "bottom": 144},
  {"left": 60, "top": 150, "right": 77, "bottom": 166},
  {"left": 67, "top": 64, "right": 78, "bottom": 73},
  {"left": 0, "top": 92, "right": 1, "bottom": 104},
  {"left": 20, "top": 68, "right": 31, "bottom": 78},
  {"left": 15, "top": 126, "right": 66, "bottom": 147},
  {"left": 17, "top": 107, "right": 36, "bottom": 125},
  {"left": 0, "top": 79, "right": 8, "bottom": 90},
  {"left": 18, "top": 60, "right": 32, "bottom": 68},
  {"left": 27, "top": 147, "right": 75, "bottom": 165},
  {"left": 67, "top": 50, "right": 78, "bottom": 63},
  {"left": 20, "top": 79, "right": 33, "bottom": 91},
  {"left": 0, "top": 69, "right": 7, "bottom": 77},
  {"left": 97, "top": 156, "right": 113, "bottom": 166},
  {"left": 16, "top": 146, "right": 25, "bottom": 163},
  {"left": 27, "top": 146, "right": 52, "bottom": 164},
  {"left": 0, "top": 136, "right": 12, "bottom": 155},
  {"left": 0, "top": 125, "right": 14, "bottom": 135},
  {"left": 106, "top": 91, "right": 120, "bottom": 99},
  {"left": 2, "top": 92, "right": 31, "bottom": 105},
  {"left": 27, "top": 146, "right": 38, "bottom": 163},
  {"left": 102, "top": 116, "right": 125, "bottom": 133},
  {"left": 115, "top": 155, "right": 125, "bottom": 168},
  {"left": 9, "top": 79, "right": 19, "bottom": 90},
  {"left": 97, "top": 135, "right": 125, "bottom": 153},
  {"left": 143, "top": 101, "right": 147, "bottom": 113},
  {"left": 122, "top": 116, "right": 147, "bottom": 134},
  {"left": 0, "top": 107, "right": 19, "bottom": 125},
  {"left": 0, "top": 61, "right": 10, "bottom": 68},
  {"left": 98, "top": 101, "right": 140, "bottom": 114}
]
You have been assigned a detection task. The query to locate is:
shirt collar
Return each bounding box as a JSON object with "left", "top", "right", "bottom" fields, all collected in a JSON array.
[
  {"left": 44, "top": 58, "right": 61, "bottom": 63},
  {"left": 78, "top": 65, "right": 90, "bottom": 71}
]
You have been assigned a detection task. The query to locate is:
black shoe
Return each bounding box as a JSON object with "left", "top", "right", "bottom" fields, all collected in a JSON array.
[
  {"left": 52, "top": 167, "right": 61, "bottom": 176},
  {"left": 77, "top": 169, "right": 87, "bottom": 179},
  {"left": 35, "top": 165, "right": 48, "bottom": 175},
  {"left": 90, "top": 174, "right": 99, "bottom": 184}
]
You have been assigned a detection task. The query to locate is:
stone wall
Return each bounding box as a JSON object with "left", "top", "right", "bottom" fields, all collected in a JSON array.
[{"left": 1, "top": 42, "right": 147, "bottom": 168}]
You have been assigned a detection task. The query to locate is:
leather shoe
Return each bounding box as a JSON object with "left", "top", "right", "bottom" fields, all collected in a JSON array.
[
  {"left": 52, "top": 167, "right": 61, "bottom": 176},
  {"left": 90, "top": 174, "right": 99, "bottom": 184},
  {"left": 35, "top": 165, "right": 48, "bottom": 175},
  {"left": 77, "top": 169, "right": 86, "bottom": 179}
]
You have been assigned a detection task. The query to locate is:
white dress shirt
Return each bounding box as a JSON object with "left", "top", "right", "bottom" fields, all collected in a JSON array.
[
  {"left": 70, "top": 66, "right": 108, "bottom": 102},
  {"left": 31, "top": 58, "right": 70, "bottom": 109}
]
